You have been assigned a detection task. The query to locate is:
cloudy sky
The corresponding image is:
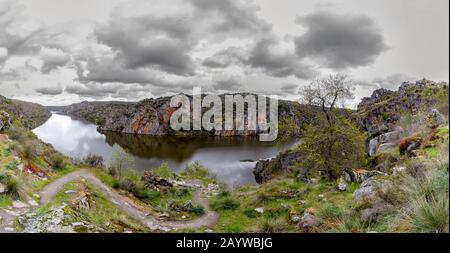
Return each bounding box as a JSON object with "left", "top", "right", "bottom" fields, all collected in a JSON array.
[{"left": 0, "top": 0, "right": 448, "bottom": 106}]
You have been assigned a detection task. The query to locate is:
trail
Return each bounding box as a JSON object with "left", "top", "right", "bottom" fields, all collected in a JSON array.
[{"left": 39, "top": 169, "right": 218, "bottom": 231}]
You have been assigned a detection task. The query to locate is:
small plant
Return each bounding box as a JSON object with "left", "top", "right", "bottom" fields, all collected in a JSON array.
[
  {"left": 409, "top": 192, "right": 449, "bottom": 233},
  {"left": 318, "top": 204, "right": 344, "bottom": 220},
  {"left": 243, "top": 209, "right": 258, "bottom": 218},
  {"left": 182, "top": 161, "right": 209, "bottom": 178},
  {"left": 152, "top": 162, "right": 173, "bottom": 179},
  {"left": 260, "top": 218, "right": 287, "bottom": 233},
  {"left": 49, "top": 153, "right": 66, "bottom": 170},
  {"left": 211, "top": 197, "right": 240, "bottom": 211},
  {"left": 191, "top": 205, "right": 205, "bottom": 215},
  {"left": 5, "top": 177, "right": 19, "bottom": 199}
]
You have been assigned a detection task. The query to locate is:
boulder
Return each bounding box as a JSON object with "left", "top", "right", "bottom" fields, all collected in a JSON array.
[
  {"left": 0, "top": 111, "right": 11, "bottom": 131},
  {"left": 298, "top": 213, "right": 320, "bottom": 233},
  {"left": 353, "top": 178, "right": 383, "bottom": 202},
  {"left": 342, "top": 169, "right": 387, "bottom": 184},
  {"left": 368, "top": 138, "right": 379, "bottom": 157},
  {"left": 253, "top": 150, "right": 302, "bottom": 183},
  {"left": 360, "top": 208, "right": 379, "bottom": 223},
  {"left": 426, "top": 109, "right": 445, "bottom": 128},
  {"left": 337, "top": 177, "right": 347, "bottom": 191},
  {"left": 377, "top": 143, "right": 397, "bottom": 153},
  {"left": 255, "top": 207, "right": 264, "bottom": 214},
  {"left": 0, "top": 183, "right": 6, "bottom": 194}
]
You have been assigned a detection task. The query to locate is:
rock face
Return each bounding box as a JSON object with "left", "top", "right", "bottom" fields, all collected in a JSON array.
[
  {"left": 61, "top": 94, "right": 317, "bottom": 137},
  {"left": 357, "top": 79, "right": 448, "bottom": 139},
  {"left": 253, "top": 149, "right": 302, "bottom": 183},
  {"left": 0, "top": 95, "right": 51, "bottom": 129}
]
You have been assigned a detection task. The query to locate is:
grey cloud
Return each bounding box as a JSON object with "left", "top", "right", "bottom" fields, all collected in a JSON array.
[
  {"left": 40, "top": 47, "right": 70, "bottom": 74},
  {"left": 212, "top": 76, "right": 242, "bottom": 91},
  {"left": 36, "top": 84, "right": 64, "bottom": 95},
  {"left": 247, "top": 38, "right": 316, "bottom": 79},
  {"left": 0, "top": 1, "right": 55, "bottom": 57},
  {"left": 203, "top": 47, "right": 247, "bottom": 68},
  {"left": 358, "top": 74, "right": 416, "bottom": 90},
  {"left": 294, "top": 11, "right": 388, "bottom": 69},
  {"left": 92, "top": 0, "right": 271, "bottom": 77},
  {"left": 280, "top": 83, "right": 299, "bottom": 94}
]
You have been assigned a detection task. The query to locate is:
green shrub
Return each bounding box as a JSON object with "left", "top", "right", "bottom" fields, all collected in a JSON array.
[
  {"left": 191, "top": 205, "right": 205, "bottom": 215},
  {"left": 211, "top": 197, "right": 240, "bottom": 211},
  {"left": 49, "top": 153, "right": 66, "bottom": 170},
  {"left": 182, "top": 161, "right": 209, "bottom": 178},
  {"left": 152, "top": 162, "right": 173, "bottom": 179},
  {"left": 5, "top": 177, "right": 19, "bottom": 199},
  {"left": 243, "top": 209, "right": 258, "bottom": 218}
]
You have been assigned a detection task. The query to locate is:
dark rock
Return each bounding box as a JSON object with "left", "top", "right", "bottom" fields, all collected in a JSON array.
[
  {"left": 253, "top": 149, "right": 302, "bottom": 183},
  {"left": 142, "top": 172, "right": 173, "bottom": 191}
]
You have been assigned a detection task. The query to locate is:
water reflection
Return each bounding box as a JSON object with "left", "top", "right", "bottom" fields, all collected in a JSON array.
[{"left": 33, "top": 113, "right": 294, "bottom": 187}]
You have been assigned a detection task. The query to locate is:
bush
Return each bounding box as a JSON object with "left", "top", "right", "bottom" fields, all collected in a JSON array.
[
  {"left": 83, "top": 154, "right": 104, "bottom": 168},
  {"left": 152, "top": 162, "right": 173, "bottom": 179},
  {"left": 211, "top": 197, "right": 240, "bottom": 211},
  {"left": 5, "top": 176, "right": 19, "bottom": 199},
  {"left": 182, "top": 161, "right": 209, "bottom": 179},
  {"left": 49, "top": 153, "right": 66, "bottom": 170},
  {"left": 191, "top": 205, "right": 205, "bottom": 215},
  {"left": 260, "top": 218, "right": 287, "bottom": 233},
  {"left": 243, "top": 209, "right": 258, "bottom": 218},
  {"left": 18, "top": 140, "right": 37, "bottom": 160}
]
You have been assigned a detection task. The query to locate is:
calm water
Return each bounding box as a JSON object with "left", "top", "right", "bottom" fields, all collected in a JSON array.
[{"left": 33, "top": 113, "right": 295, "bottom": 187}]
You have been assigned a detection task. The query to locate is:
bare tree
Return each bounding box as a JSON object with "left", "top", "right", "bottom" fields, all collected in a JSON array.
[{"left": 299, "top": 74, "right": 354, "bottom": 126}]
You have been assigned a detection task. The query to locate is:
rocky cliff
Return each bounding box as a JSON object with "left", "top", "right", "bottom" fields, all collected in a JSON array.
[
  {"left": 0, "top": 95, "right": 51, "bottom": 130},
  {"left": 253, "top": 79, "right": 449, "bottom": 183},
  {"left": 61, "top": 94, "right": 318, "bottom": 137}
]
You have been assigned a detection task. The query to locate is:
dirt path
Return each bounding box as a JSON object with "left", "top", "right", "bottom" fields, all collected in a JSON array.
[
  {"left": 38, "top": 169, "right": 218, "bottom": 231},
  {"left": 0, "top": 209, "right": 16, "bottom": 233}
]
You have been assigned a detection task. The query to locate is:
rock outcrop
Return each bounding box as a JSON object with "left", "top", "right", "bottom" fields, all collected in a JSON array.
[
  {"left": 61, "top": 94, "right": 318, "bottom": 137},
  {"left": 0, "top": 95, "right": 51, "bottom": 129},
  {"left": 356, "top": 79, "right": 447, "bottom": 138},
  {"left": 253, "top": 149, "right": 303, "bottom": 183}
]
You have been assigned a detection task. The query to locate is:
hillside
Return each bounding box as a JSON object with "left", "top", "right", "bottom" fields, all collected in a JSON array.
[{"left": 0, "top": 96, "right": 51, "bottom": 129}]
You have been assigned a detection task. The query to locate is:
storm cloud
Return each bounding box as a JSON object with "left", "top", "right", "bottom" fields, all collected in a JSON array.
[
  {"left": 247, "top": 38, "right": 316, "bottom": 79},
  {"left": 36, "top": 84, "right": 63, "bottom": 95},
  {"left": 39, "top": 47, "right": 70, "bottom": 74},
  {"left": 294, "top": 11, "right": 388, "bottom": 69}
]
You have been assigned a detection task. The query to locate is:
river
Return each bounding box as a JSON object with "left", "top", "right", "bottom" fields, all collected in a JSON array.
[{"left": 33, "top": 113, "right": 296, "bottom": 187}]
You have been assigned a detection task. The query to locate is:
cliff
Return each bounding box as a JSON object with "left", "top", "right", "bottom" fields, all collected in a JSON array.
[
  {"left": 61, "top": 94, "right": 319, "bottom": 137},
  {"left": 0, "top": 95, "right": 51, "bottom": 129}
]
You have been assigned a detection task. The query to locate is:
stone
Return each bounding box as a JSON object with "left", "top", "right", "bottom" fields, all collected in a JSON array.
[
  {"left": 204, "top": 229, "right": 214, "bottom": 233},
  {"left": 392, "top": 166, "right": 406, "bottom": 176},
  {"left": 353, "top": 178, "right": 383, "bottom": 202},
  {"left": 368, "top": 137, "right": 379, "bottom": 157},
  {"left": 0, "top": 183, "right": 6, "bottom": 194},
  {"left": 361, "top": 208, "right": 379, "bottom": 223},
  {"left": 377, "top": 143, "right": 397, "bottom": 153},
  {"left": 27, "top": 200, "right": 39, "bottom": 207},
  {"left": 298, "top": 213, "right": 319, "bottom": 232},
  {"left": 12, "top": 200, "right": 29, "bottom": 209},
  {"left": 426, "top": 109, "right": 445, "bottom": 128},
  {"left": 255, "top": 207, "right": 264, "bottom": 214},
  {"left": 338, "top": 178, "right": 347, "bottom": 191}
]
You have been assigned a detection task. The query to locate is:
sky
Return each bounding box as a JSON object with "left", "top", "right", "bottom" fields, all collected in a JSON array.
[{"left": 0, "top": 0, "right": 448, "bottom": 106}]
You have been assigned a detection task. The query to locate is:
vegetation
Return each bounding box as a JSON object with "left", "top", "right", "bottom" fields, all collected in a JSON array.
[{"left": 297, "top": 74, "right": 367, "bottom": 179}]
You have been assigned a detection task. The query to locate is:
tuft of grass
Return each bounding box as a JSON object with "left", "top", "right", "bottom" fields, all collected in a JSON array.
[
  {"left": 259, "top": 217, "right": 288, "bottom": 233},
  {"left": 409, "top": 192, "right": 449, "bottom": 233},
  {"left": 211, "top": 197, "right": 240, "bottom": 211}
]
